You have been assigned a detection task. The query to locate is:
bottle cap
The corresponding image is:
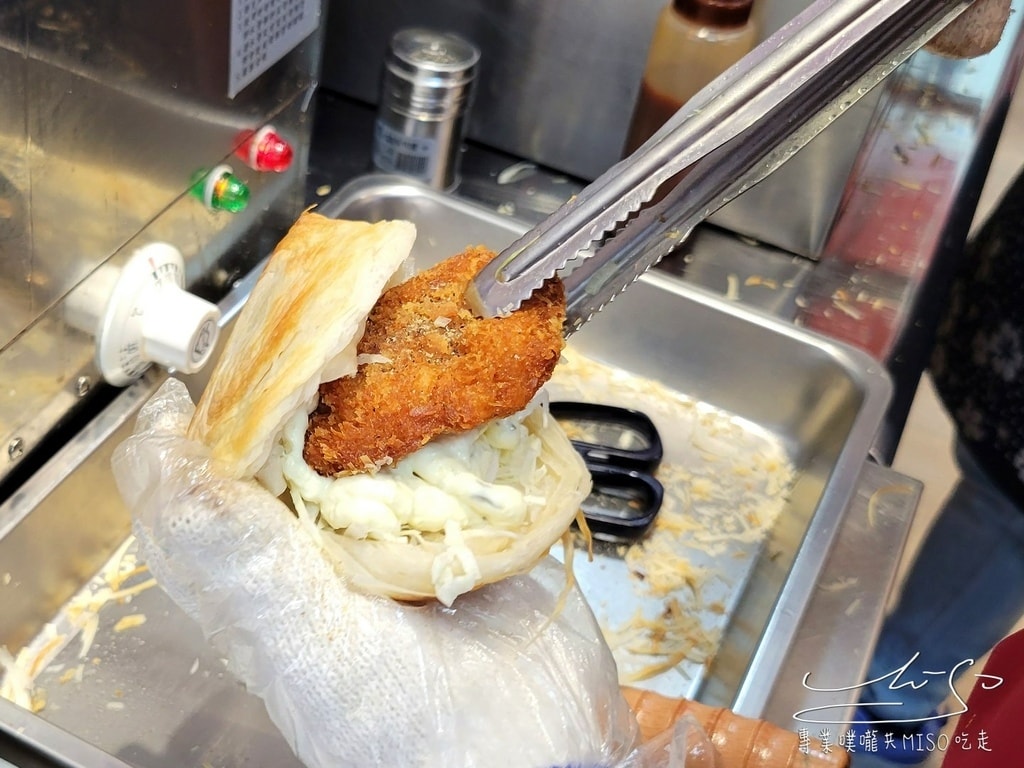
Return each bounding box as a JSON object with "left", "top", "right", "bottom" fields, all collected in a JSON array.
[
  {"left": 673, "top": 0, "right": 755, "bottom": 28},
  {"left": 383, "top": 28, "right": 480, "bottom": 119}
]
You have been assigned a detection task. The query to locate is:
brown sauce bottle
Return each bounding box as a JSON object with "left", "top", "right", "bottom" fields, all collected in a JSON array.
[{"left": 624, "top": 0, "right": 758, "bottom": 158}]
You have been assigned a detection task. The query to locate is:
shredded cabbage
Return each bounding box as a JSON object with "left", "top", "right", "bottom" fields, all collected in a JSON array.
[{"left": 277, "top": 397, "right": 551, "bottom": 601}]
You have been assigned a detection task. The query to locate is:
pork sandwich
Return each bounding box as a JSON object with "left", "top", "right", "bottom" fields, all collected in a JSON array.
[{"left": 189, "top": 213, "right": 589, "bottom": 605}]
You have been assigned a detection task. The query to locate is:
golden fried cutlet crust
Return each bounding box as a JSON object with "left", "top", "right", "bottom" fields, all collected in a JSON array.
[{"left": 303, "top": 246, "right": 565, "bottom": 475}]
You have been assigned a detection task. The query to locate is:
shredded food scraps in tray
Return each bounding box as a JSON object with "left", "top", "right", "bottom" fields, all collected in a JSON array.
[{"left": 548, "top": 349, "right": 795, "bottom": 693}]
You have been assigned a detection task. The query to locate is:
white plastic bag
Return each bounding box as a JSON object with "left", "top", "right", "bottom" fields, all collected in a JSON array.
[{"left": 113, "top": 379, "right": 664, "bottom": 768}]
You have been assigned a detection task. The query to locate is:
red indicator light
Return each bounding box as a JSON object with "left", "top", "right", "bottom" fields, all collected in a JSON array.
[{"left": 236, "top": 125, "right": 293, "bottom": 173}]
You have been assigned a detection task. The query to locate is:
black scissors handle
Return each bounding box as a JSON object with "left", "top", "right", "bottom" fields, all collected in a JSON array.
[
  {"left": 551, "top": 401, "right": 665, "bottom": 542},
  {"left": 580, "top": 466, "right": 664, "bottom": 542},
  {"left": 548, "top": 401, "right": 663, "bottom": 473}
]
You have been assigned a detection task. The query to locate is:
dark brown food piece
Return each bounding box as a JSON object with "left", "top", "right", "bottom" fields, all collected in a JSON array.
[
  {"left": 303, "top": 246, "right": 565, "bottom": 475},
  {"left": 925, "top": 0, "right": 1010, "bottom": 59}
]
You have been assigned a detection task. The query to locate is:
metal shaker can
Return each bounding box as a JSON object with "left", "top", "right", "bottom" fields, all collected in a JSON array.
[{"left": 373, "top": 28, "right": 480, "bottom": 190}]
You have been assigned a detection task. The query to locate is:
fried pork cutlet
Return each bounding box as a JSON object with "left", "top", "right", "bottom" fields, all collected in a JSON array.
[{"left": 303, "top": 246, "right": 565, "bottom": 475}]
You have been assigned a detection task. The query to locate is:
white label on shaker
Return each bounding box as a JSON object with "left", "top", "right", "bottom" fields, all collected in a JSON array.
[{"left": 372, "top": 121, "right": 440, "bottom": 181}]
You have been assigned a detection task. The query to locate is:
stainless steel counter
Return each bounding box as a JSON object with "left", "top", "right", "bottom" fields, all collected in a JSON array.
[{"left": 760, "top": 462, "right": 920, "bottom": 727}]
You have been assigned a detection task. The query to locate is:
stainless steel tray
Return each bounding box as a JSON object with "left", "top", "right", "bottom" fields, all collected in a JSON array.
[
  {"left": 315, "top": 175, "right": 893, "bottom": 710},
  {"left": 0, "top": 174, "right": 892, "bottom": 767}
]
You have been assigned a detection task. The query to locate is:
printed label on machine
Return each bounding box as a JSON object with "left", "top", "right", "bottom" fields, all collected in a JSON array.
[{"left": 229, "top": 0, "right": 319, "bottom": 98}]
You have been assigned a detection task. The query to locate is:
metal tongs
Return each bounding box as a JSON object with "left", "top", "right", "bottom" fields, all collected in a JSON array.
[{"left": 467, "top": 0, "right": 976, "bottom": 332}]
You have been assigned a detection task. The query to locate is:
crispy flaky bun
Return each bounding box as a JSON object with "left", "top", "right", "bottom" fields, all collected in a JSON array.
[
  {"left": 189, "top": 213, "right": 589, "bottom": 606},
  {"left": 189, "top": 212, "right": 416, "bottom": 480}
]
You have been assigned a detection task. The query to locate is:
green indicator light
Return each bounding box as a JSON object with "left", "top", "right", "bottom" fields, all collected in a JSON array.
[
  {"left": 189, "top": 164, "right": 250, "bottom": 213},
  {"left": 211, "top": 173, "right": 249, "bottom": 212}
]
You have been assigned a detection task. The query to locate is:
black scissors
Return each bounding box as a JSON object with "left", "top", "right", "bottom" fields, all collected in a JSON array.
[{"left": 549, "top": 401, "right": 664, "bottom": 543}]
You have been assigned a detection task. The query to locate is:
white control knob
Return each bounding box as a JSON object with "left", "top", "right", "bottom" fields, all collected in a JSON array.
[{"left": 67, "top": 243, "right": 221, "bottom": 386}]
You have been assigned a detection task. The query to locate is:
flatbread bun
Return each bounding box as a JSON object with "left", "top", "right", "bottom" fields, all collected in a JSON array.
[{"left": 189, "top": 213, "right": 416, "bottom": 480}]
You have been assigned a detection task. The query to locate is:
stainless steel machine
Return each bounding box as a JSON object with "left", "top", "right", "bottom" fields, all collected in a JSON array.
[
  {"left": 0, "top": 7, "right": 322, "bottom": 760},
  {"left": 0, "top": 0, "right": 322, "bottom": 498}
]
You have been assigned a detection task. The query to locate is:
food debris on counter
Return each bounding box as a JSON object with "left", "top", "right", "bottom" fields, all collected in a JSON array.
[
  {"left": 865, "top": 483, "right": 916, "bottom": 528},
  {"left": 819, "top": 576, "right": 860, "bottom": 593},
  {"left": 496, "top": 161, "right": 537, "bottom": 185},
  {"left": 112, "top": 614, "right": 148, "bottom": 633},
  {"left": 844, "top": 596, "right": 863, "bottom": 617},
  {"left": 0, "top": 535, "right": 155, "bottom": 714},
  {"left": 744, "top": 275, "right": 780, "bottom": 290},
  {"left": 725, "top": 273, "right": 741, "bottom": 301},
  {"left": 605, "top": 598, "right": 720, "bottom": 684}
]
